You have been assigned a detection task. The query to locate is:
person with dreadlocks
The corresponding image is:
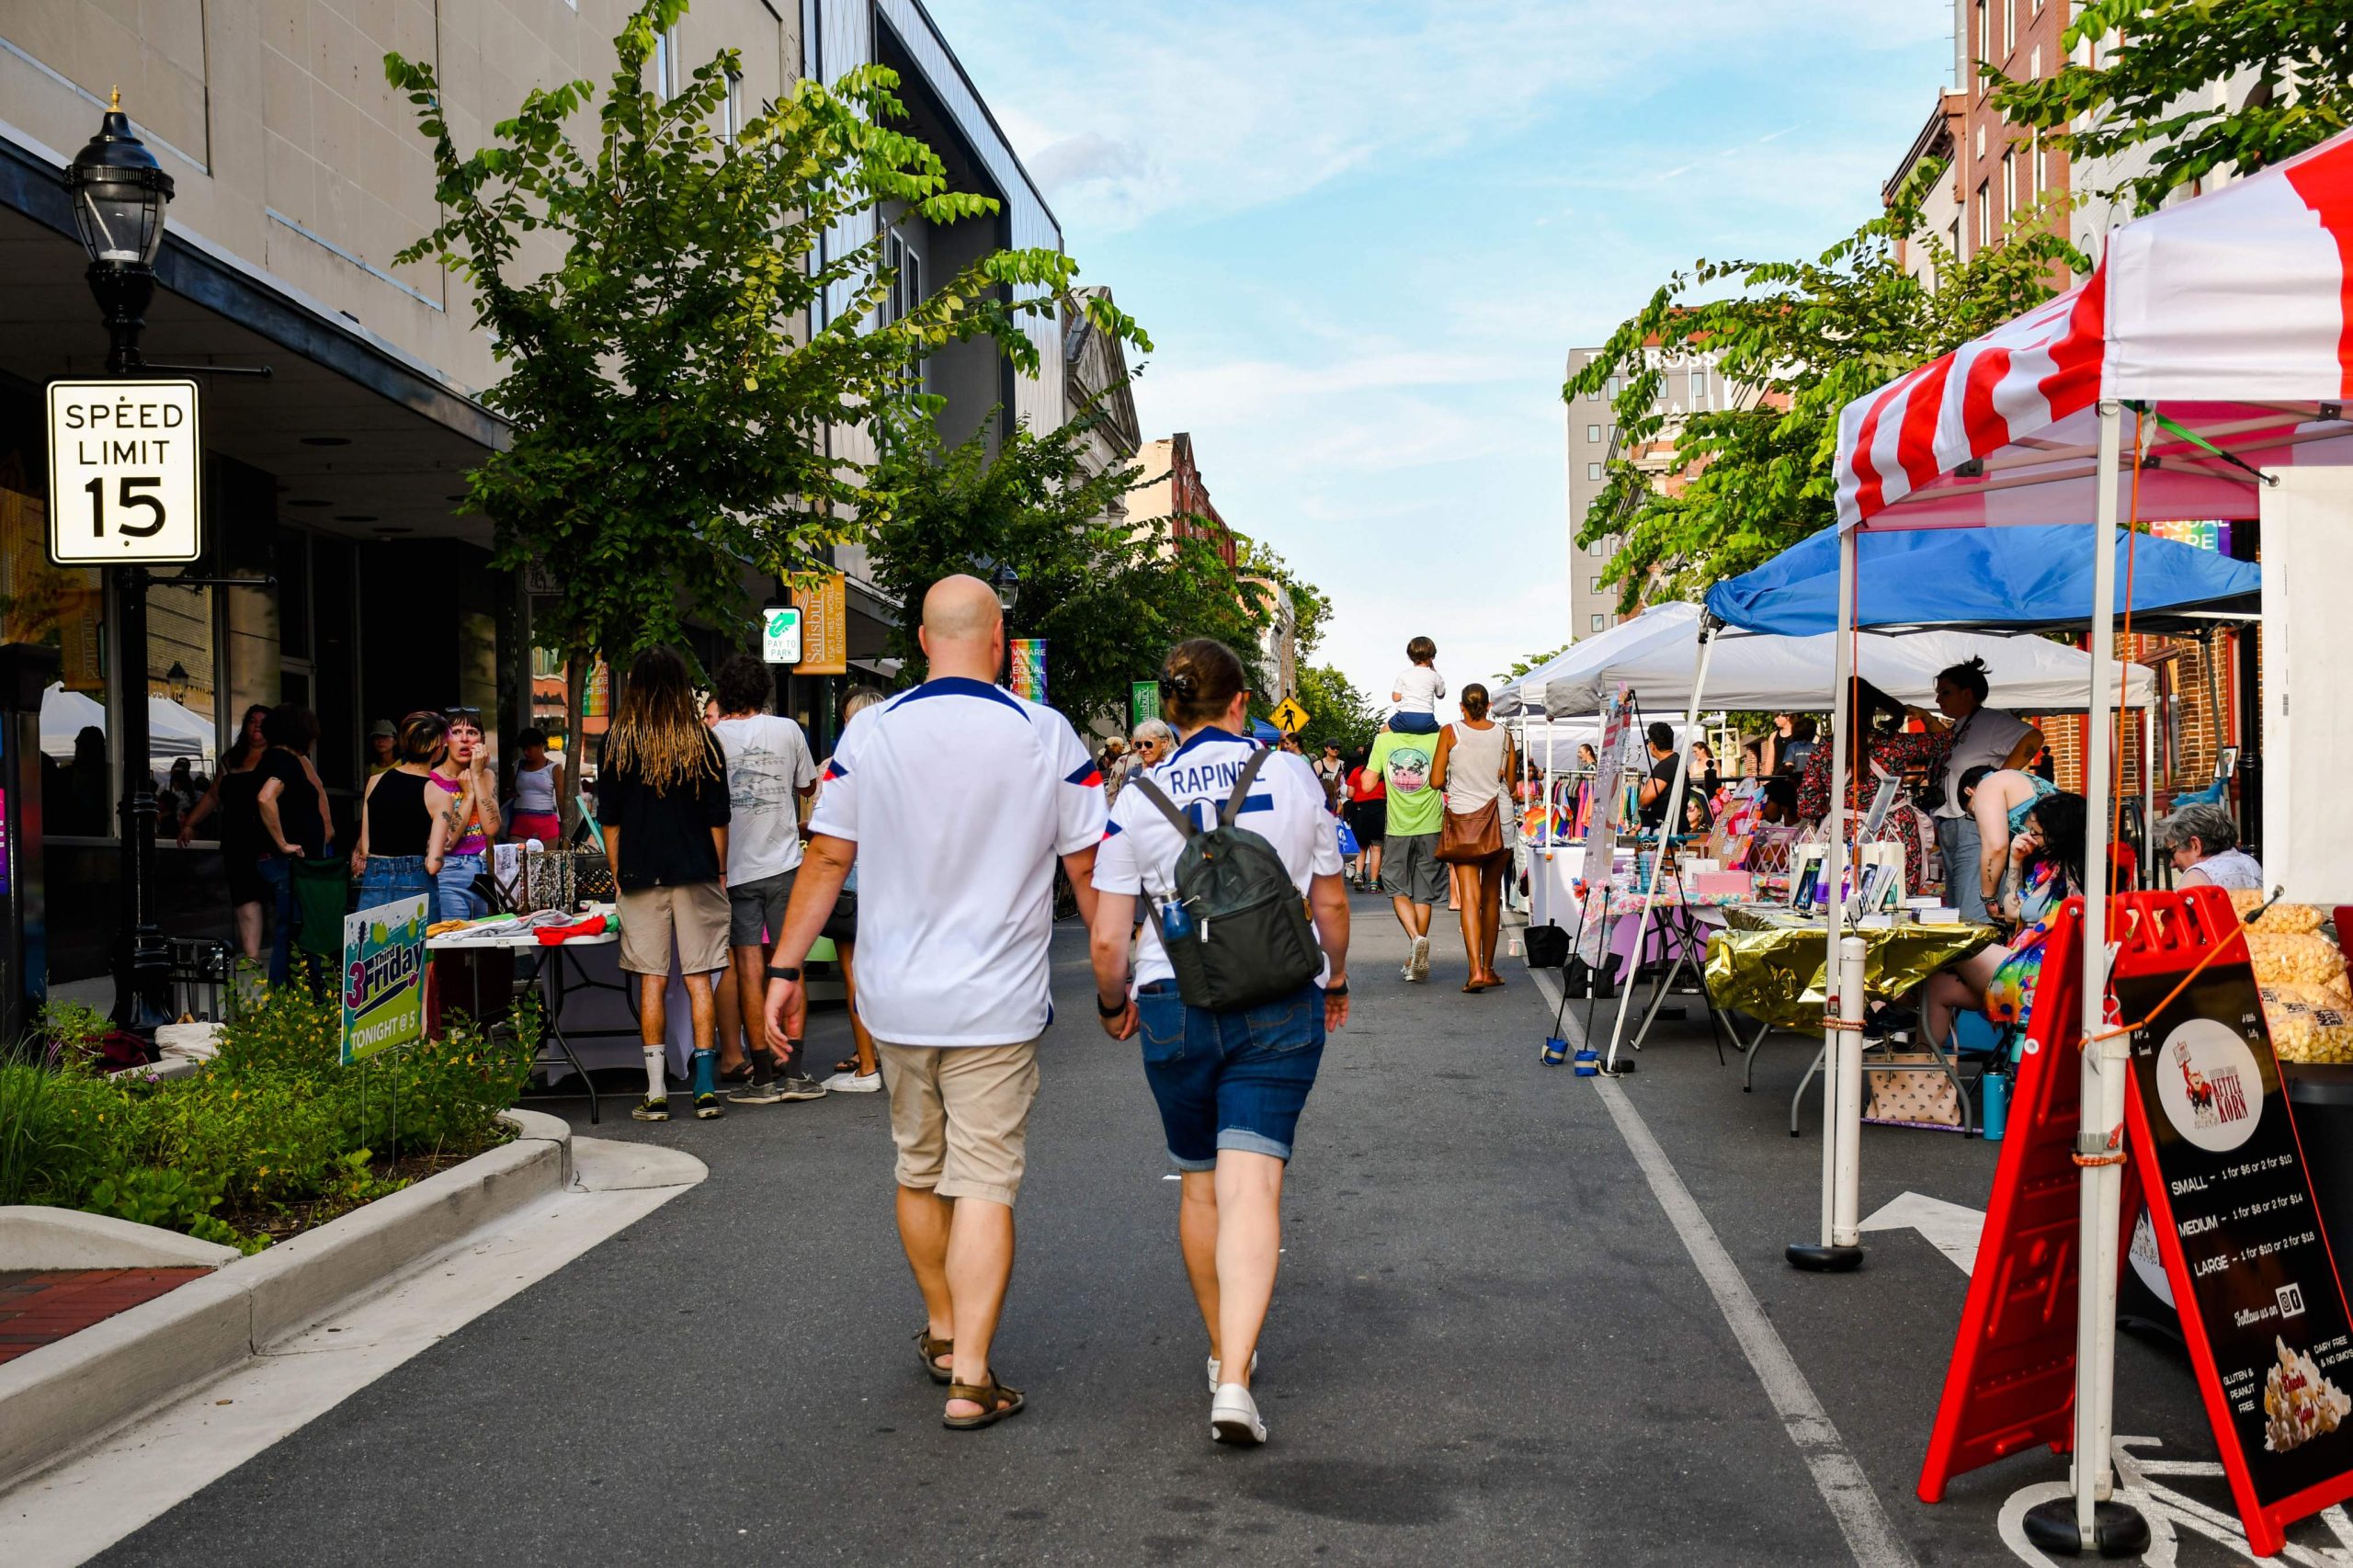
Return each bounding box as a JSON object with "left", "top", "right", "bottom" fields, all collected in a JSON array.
[{"left": 599, "top": 646, "right": 738, "bottom": 1122}]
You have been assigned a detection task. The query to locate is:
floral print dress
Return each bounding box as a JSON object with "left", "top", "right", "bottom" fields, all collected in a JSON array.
[{"left": 1794, "top": 727, "right": 1949, "bottom": 897}]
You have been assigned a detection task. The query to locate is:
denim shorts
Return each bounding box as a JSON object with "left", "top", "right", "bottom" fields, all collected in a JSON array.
[
  {"left": 1135, "top": 981, "right": 1326, "bottom": 1169},
  {"left": 358, "top": 855, "right": 435, "bottom": 912}
]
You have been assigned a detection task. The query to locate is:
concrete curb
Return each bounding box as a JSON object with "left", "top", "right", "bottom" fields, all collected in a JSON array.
[
  {"left": 0, "top": 1209, "right": 242, "bottom": 1270},
  {"left": 0, "top": 1116, "right": 572, "bottom": 1492}
]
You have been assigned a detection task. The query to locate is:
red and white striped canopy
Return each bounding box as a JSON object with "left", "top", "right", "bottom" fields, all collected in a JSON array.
[{"left": 1836, "top": 126, "right": 2353, "bottom": 529}]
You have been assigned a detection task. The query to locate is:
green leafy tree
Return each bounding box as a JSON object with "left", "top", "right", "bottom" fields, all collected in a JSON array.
[
  {"left": 383, "top": 0, "right": 1142, "bottom": 674},
  {"left": 1234, "top": 538, "right": 1334, "bottom": 662},
  {"left": 1506, "top": 643, "right": 1570, "bottom": 679},
  {"left": 1563, "top": 169, "right": 2083, "bottom": 607},
  {"left": 1993, "top": 1, "right": 2353, "bottom": 216},
  {"left": 864, "top": 415, "right": 1268, "bottom": 726},
  {"left": 1289, "top": 664, "right": 1382, "bottom": 757}
]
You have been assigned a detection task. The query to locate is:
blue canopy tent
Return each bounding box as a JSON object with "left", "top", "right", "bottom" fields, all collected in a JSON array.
[{"left": 1702, "top": 524, "right": 2260, "bottom": 635}]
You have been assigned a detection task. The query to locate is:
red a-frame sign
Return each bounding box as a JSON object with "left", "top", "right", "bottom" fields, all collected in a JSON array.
[{"left": 1918, "top": 888, "right": 2353, "bottom": 1558}]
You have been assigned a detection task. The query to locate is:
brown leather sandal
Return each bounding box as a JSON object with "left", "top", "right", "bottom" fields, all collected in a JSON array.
[
  {"left": 942, "top": 1376, "right": 1025, "bottom": 1430},
  {"left": 915, "top": 1328, "right": 953, "bottom": 1385}
]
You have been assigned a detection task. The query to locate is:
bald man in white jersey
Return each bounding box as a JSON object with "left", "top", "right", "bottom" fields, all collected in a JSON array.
[{"left": 764, "top": 575, "right": 1105, "bottom": 1431}]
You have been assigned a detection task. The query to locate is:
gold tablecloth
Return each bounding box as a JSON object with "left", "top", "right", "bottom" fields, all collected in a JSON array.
[{"left": 1704, "top": 909, "right": 1995, "bottom": 1031}]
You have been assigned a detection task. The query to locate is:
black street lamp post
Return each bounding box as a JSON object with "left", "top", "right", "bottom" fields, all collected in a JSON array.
[{"left": 64, "top": 95, "right": 177, "bottom": 1030}]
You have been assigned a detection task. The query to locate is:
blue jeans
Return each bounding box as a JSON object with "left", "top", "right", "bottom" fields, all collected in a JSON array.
[
  {"left": 1134, "top": 981, "right": 1326, "bottom": 1169},
  {"left": 1389, "top": 710, "right": 1439, "bottom": 734},
  {"left": 1938, "top": 815, "right": 1988, "bottom": 922},
  {"left": 259, "top": 854, "right": 293, "bottom": 985},
  {"left": 358, "top": 855, "right": 435, "bottom": 913},
  {"left": 437, "top": 852, "right": 487, "bottom": 923}
]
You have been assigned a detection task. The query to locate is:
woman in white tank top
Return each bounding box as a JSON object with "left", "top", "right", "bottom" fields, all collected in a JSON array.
[{"left": 1430, "top": 685, "right": 1518, "bottom": 992}]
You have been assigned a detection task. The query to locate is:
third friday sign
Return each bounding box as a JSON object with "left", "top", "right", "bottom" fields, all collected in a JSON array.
[{"left": 45, "top": 379, "right": 203, "bottom": 564}]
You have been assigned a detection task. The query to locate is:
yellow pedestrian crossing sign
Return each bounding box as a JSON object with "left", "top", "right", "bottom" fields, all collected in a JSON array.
[{"left": 1270, "top": 697, "right": 1311, "bottom": 733}]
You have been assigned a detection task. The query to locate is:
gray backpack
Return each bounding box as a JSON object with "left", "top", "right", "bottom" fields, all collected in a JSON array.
[{"left": 1128, "top": 748, "right": 1324, "bottom": 1010}]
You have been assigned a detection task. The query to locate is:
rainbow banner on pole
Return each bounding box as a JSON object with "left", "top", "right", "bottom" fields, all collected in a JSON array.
[{"left": 1009, "top": 639, "right": 1047, "bottom": 705}]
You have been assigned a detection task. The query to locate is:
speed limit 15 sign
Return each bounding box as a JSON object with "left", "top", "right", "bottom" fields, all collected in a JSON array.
[{"left": 46, "top": 379, "right": 203, "bottom": 565}]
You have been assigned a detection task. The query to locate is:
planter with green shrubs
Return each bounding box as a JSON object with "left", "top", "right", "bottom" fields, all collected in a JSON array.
[{"left": 0, "top": 989, "right": 542, "bottom": 1254}]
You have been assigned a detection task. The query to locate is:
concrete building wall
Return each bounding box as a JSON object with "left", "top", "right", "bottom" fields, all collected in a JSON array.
[{"left": 1, "top": 2, "right": 798, "bottom": 402}]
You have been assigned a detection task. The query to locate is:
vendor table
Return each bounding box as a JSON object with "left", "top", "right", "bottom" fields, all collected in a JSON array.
[
  {"left": 1703, "top": 908, "right": 1995, "bottom": 1133},
  {"left": 426, "top": 923, "right": 629, "bottom": 1126}
]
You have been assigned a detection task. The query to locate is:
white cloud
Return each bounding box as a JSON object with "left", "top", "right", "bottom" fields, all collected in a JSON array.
[{"left": 929, "top": 0, "right": 1949, "bottom": 233}]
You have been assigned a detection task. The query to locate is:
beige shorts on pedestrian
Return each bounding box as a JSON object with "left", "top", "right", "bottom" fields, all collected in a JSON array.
[
  {"left": 615, "top": 881, "right": 731, "bottom": 976},
  {"left": 874, "top": 1039, "right": 1040, "bottom": 1207}
]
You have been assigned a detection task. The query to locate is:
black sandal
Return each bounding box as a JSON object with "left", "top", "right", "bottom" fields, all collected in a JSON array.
[
  {"left": 915, "top": 1328, "right": 954, "bottom": 1385},
  {"left": 942, "top": 1375, "right": 1025, "bottom": 1429}
]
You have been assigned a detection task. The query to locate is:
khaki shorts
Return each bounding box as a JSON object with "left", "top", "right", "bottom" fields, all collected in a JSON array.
[
  {"left": 874, "top": 1039, "right": 1040, "bottom": 1207},
  {"left": 615, "top": 881, "right": 730, "bottom": 976}
]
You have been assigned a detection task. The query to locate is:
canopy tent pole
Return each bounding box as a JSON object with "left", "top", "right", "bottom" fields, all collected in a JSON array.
[
  {"left": 2024, "top": 399, "right": 2150, "bottom": 1558},
  {"left": 1789, "top": 526, "right": 1863, "bottom": 1271},
  {"left": 1599, "top": 621, "right": 1719, "bottom": 1074},
  {"left": 2141, "top": 705, "right": 2154, "bottom": 879}
]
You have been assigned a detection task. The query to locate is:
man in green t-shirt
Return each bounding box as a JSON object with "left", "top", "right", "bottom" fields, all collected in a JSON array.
[{"left": 1369, "top": 723, "right": 1445, "bottom": 981}]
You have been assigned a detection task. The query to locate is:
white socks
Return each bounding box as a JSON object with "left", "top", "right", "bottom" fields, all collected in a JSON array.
[{"left": 642, "top": 1047, "right": 665, "bottom": 1101}]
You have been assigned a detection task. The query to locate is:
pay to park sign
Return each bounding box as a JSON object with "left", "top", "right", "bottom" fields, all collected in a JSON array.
[
  {"left": 342, "top": 895, "right": 429, "bottom": 1065},
  {"left": 45, "top": 379, "right": 203, "bottom": 565}
]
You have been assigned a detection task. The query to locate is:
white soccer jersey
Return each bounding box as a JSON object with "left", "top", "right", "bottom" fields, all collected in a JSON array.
[
  {"left": 807, "top": 676, "right": 1107, "bottom": 1046},
  {"left": 1093, "top": 727, "right": 1343, "bottom": 993}
]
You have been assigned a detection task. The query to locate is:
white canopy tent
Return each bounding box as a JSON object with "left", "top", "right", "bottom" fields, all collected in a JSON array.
[
  {"left": 40, "top": 684, "right": 218, "bottom": 767},
  {"left": 1528, "top": 600, "right": 2154, "bottom": 719}
]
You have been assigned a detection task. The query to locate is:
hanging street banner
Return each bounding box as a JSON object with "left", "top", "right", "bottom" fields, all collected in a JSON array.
[
  {"left": 1131, "top": 681, "right": 1160, "bottom": 728},
  {"left": 341, "top": 895, "right": 429, "bottom": 1065},
  {"left": 761, "top": 605, "right": 802, "bottom": 665},
  {"left": 45, "top": 379, "right": 203, "bottom": 564},
  {"left": 793, "top": 574, "right": 847, "bottom": 676},
  {"left": 1008, "top": 639, "right": 1046, "bottom": 705}
]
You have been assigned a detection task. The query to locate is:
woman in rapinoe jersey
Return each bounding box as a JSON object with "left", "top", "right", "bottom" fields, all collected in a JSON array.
[{"left": 1087, "top": 638, "right": 1353, "bottom": 1449}]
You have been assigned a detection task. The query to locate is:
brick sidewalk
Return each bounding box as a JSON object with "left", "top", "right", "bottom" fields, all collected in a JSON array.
[{"left": 0, "top": 1268, "right": 212, "bottom": 1365}]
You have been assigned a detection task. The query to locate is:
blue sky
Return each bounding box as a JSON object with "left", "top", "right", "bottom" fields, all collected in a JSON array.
[{"left": 924, "top": 0, "right": 1957, "bottom": 709}]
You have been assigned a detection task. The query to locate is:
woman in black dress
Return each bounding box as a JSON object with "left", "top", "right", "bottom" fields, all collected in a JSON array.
[{"left": 178, "top": 704, "right": 272, "bottom": 967}]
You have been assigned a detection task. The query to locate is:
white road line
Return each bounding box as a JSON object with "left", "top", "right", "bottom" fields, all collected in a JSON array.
[
  {"left": 0, "top": 1137, "right": 702, "bottom": 1568},
  {"left": 1534, "top": 967, "right": 1918, "bottom": 1568}
]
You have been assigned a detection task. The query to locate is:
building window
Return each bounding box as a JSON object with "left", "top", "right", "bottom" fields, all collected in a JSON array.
[
  {"left": 654, "top": 23, "right": 683, "bottom": 101},
  {"left": 1586, "top": 424, "right": 1601, "bottom": 443},
  {"left": 2002, "top": 148, "right": 2016, "bottom": 222},
  {"left": 1586, "top": 462, "right": 1602, "bottom": 481},
  {"left": 1588, "top": 539, "right": 1609, "bottom": 557},
  {"left": 1590, "top": 614, "right": 1607, "bottom": 632},
  {"left": 2030, "top": 128, "right": 2042, "bottom": 199},
  {"left": 722, "top": 70, "right": 744, "bottom": 143},
  {"left": 1689, "top": 369, "right": 1708, "bottom": 405},
  {"left": 1586, "top": 386, "right": 1600, "bottom": 402},
  {"left": 1972, "top": 0, "right": 1986, "bottom": 82},
  {"left": 1975, "top": 180, "right": 1991, "bottom": 251},
  {"left": 1974, "top": 122, "right": 1986, "bottom": 160},
  {"left": 1589, "top": 576, "right": 1605, "bottom": 595},
  {"left": 1606, "top": 376, "right": 1620, "bottom": 400},
  {"left": 2029, "top": 45, "right": 2040, "bottom": 81}
]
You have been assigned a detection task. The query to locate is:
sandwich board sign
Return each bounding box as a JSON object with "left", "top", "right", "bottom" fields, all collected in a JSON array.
[
  {"left": 46, "top": 379, "right": 203, "bottom": 564},
  {"left": 1917, "top": 887, "right": 2353, "bottom": 1557}
]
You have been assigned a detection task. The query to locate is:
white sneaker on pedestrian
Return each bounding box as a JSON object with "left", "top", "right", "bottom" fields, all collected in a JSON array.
[
  {"left": 1205, "top": 1350, "right": 1258, "bottom": 1394},
  {"left": 823, "top": 1070, "right": 881, "bottom": 1093},
  {"left": 1409, "top": 935, "right": 1430, "bottom": 982},
  {"left": 1210, "top": 1383, "right": 1266, "bottom": 1446}
]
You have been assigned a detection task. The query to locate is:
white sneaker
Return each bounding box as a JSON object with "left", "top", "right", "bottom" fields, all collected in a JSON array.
[
  {"left": 1205, "top": 1350, "right": 1258, "bottom": 1394},
  {"left": 1409, "top": 935, "right": 1430, "bottom": 982},
  {"left": 1211, "top": 1383, "right": 1266, "bottom": 1446},
  {"left": 823, "top": 1070, "right": 881, "bottom": 1093}
]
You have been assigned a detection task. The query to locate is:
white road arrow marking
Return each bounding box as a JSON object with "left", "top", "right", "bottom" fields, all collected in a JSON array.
[{"left": 1859, "top": 1191, "right": 1987, "bottom": 1277}]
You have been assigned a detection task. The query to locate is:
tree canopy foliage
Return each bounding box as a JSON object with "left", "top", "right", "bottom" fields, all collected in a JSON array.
[
  {"left": 864, "top": 412, "right": 1272, "bottom": 727},
  {"left": 1234, "top": 538, "right": 1333, "bottom": 665},
  {"left": 384, "top": 0, "right": 1142, "bottom": 665},
  {"left": 1993, "top": 0, "right": 2353, "bottom": 216},
  {"left": 1562, "top": 171, "right": 2082, "bottom": 608}
]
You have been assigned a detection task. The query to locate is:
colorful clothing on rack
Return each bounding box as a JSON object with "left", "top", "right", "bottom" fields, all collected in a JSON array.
[{"left": 1794, "top": 727, "right": 1949, "bottom": 897}]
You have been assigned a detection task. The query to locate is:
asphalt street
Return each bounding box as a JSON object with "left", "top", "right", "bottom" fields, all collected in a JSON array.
[{"left": 82, "top": 890, "right": 2326, "bottom": 1566}]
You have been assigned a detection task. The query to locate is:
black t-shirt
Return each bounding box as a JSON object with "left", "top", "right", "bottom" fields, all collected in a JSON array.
[
  {"left": 1639, "top": 753, "right": 1678, "bottom": 828},
  {"left": 257, "top": 748, "right": 326, "bottom": 857},
  {"left": 597, "top": 733, "right": 731, "bottom": 888}
]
